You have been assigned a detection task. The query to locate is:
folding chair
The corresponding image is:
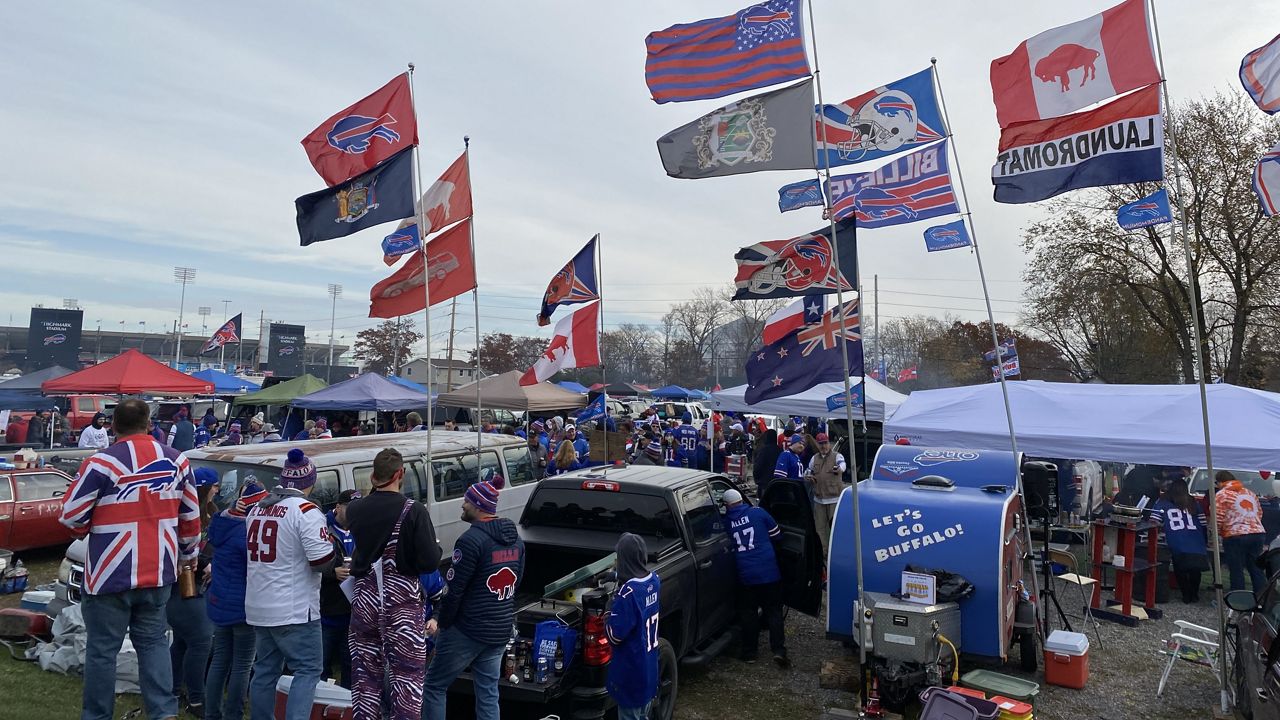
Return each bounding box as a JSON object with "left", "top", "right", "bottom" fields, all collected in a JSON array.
[
  {"left": 1049, "top": 548, "right": 1104, "bottom": 649},
  {"left": 1156, "top": 620, "right": 1219, "bottom": 697}
]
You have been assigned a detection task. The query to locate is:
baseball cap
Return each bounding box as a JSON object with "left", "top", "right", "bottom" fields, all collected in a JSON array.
[
  {"left": 722, "top": 489, "right": 743, "bottom": 505},
  {"left": 816, "top": 432, "right": 829, "bottom": 443},
  {"left": 337, "top": 489, "right": 361, "bottom": 504},
  {"left": 789, "top": 434, "right": 804, "bottom": 445}
]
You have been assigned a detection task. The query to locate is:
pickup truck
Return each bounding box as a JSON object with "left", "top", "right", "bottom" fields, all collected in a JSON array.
[
  {"left": 6, "top": 394, "right": 115, "bottom": 445},
  {"left": 447, "top": 465, "right": 823, "bottom": 720}
]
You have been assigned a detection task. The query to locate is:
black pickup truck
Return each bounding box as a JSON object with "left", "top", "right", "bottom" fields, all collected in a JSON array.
[{"left": 446, "top": 465, "right": 824, "bottom": 720}]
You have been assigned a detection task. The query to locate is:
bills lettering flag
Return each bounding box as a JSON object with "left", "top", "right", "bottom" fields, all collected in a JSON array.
[
  {"left": 816, "top": 68, "right": 946, "bottom": 169},
  {"left": 200, "top": 313, "right": 242, "bottom": 355},
  {"left": 368, "top": 219, "right": 476, "bottom": 318},
  {"left": 381, "top": 224, "right": 420, "bottom": 266},
  {"left": 657, "top": 78, "right": 816, "bottom": 179},
  {"left": 992, "top": 356, "right": 1022, "bottom": 380},
  {"left": 521, "top": 303, "right": 601, "bottom": 386},
  {"left": 296, "top": 147, "right": 416, "bottom": 246},
  {"left": 1116, "top": 187, "right": 1173, "bottom": 230},
  {"left": 301, "top": 74, "right": 419, "bottom": 187},
  {"left": 923, "top": 219, "right": 972, "bottom": 252},
  {"left": 827, "top": 140, "right": 960, "bottom": 228},
  {"left": 1241, "top": 33, "right": 1280, "bottom": 114},
  {"left": 745, "top": 300, "right": 862, "bottom": 404},
  {"left": 733, "top": 220, "right": 856, "bottom": 300},
  {"left": 645, "top": 0, "right": 810, "bottom": 105},
  {"left": 1256, "top": 141, "right": 1280, "bottom": 217},
  {"left": 992, "top": 84, "right": 1163, "bottom": 204},
  {"left": 761, "top": 294, "right": 825, "bottom": 345},
  {"left": 538, "top": 236, "right": 600, "bottom": 326},
  {"left": 990, "top": 0, "right": 1159, "bottom": 128},
  {"left": 778, "top": 178, "right": 824, "bottom": 213}
]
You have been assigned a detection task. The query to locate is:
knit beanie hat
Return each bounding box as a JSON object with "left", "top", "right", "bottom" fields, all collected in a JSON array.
[
  {"left": 645, "top": 440, "right": 663, "bottom": 459},
  {"left": 280, "top": 449, "right": 317, "bottom": 490},
  {"left": 233, "top": 479, "right": 268, "bottom": 515},
  {"left": 464, "top": 472, "right": 504, "bottom": 515},
  {"left": 315, "top": 417, "right": 328, "bottom": 431}
]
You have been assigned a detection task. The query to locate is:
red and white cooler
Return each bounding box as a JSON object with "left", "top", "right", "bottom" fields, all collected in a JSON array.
[
  {"left": 274, "top": 676, "right": 353, "bottom": 720},
  {"left": 1043, "top": 629, "right": 1090, "bottom": 689}
]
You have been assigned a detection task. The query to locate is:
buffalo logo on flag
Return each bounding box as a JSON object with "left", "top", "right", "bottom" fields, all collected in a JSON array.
[
  {"left": 1116, "top": 188, "right": 1173, "bottom": 230},
  {"left": 733, "top": 221, "right": 856, "bottom": 300},
  {"left": 828, "top": 140, "right": 960, "bottom": 228},
  {"left": 300, "top": 74, "right": 418, "bottom": 187},
  {"left": 923, "top": 220, "right": 971, "bottom": 252},
  {"left": 817, "top": 68, "right": 946, "bottom": 168},
  {"left": 778, "top": 179, "right": 824, "bottom": 213},
  {"left": 326, "top": 113, "right": 400, "bottom": 155},
  {"left": 537, "top": 236, "right": 600, "bottom": 326},
  {"left": 44, "top": 334, "right": 66, "bottom": 346}
]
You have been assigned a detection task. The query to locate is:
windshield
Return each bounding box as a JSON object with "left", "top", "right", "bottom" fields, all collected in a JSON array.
[
  {"left": 1190, "top": 469, "right": 1277, "bottom": 498},
  {"left": 523, "top": 487, "right": 680, "bottom": 538}
]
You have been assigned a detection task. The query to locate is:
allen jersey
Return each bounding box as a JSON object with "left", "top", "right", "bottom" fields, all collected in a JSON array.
[
  {"left": 244, "top": 490, "right": 335, "bottom": 627},
  {"left": 605, "top": 572, "right": 661, "bottom": 709},
  {"left": 59, "top": 436, "right": 201, "bottom": 596}
]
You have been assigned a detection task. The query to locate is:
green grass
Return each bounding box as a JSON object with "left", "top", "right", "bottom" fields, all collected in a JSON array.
[{"left": 0, "top": 651, "right": 144, "bottom": 719}]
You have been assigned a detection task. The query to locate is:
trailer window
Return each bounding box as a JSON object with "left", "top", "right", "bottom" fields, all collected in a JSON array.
[{"left": 524, "top": 488, "right": 679, "bottom": 538}]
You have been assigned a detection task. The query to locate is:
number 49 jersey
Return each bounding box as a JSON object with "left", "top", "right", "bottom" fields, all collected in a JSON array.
[{"left": 244, "top": 491, "right": 334, "bottom": 627}]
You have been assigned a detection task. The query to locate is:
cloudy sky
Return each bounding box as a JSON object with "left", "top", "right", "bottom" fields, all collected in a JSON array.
[{"left": 3, "top": 1, "right": 1276, "bottom": 359}]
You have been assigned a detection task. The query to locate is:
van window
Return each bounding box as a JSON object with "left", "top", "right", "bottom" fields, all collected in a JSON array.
[
  {"left": 460, "top": 451, "right": 502, "bottom": 488},
  {"left": 404, "top": 460, "right": 430, "bottom": 503},
  {"left": 311, "top": 470, "right": 341, "bottom": 510},
  {"left": 432, "top": 456, "right": 468, "bottom": 501},
  {"left": 353, "top": 465, "right": 374, "bottom": 495},
  {"left": 503, "top": 446, "right": 537, "bottom": 487}
]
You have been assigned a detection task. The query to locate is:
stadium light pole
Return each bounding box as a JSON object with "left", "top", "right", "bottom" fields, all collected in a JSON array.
[
  {"left": 327, "top": 284, "right": 342, "bottom": 382},
  {"left": 197, "top": 306, "right": 211, "bottom": 335},
  {"left": 173, "top": 267, "right": 196, "bottom": 367}
]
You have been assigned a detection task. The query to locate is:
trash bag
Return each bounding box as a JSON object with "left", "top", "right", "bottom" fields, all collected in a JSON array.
[
  {"left": 30, "top": 603, "right": 142, "bottom": 693},
  {"left": 905, "top": 564, "right": 975, "bottom": 603}
]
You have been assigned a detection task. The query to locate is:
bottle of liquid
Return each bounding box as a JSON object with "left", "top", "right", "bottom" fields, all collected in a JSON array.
[
  {"left": 536, "top": 656, "right": 549, "bottom": 685},
  {"left": 502, "top": 641, "right": 516, "bottom": 683},
  {"left": 521, "top": 642, "right": 533, "bottom": 682},
  {"left": 553, "top": 638, "right": 565, "bottom": 677}
]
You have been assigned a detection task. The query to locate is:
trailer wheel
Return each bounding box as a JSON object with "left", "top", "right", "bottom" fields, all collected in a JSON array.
[
  {"left": 1018, "top": 630, "right": 1038, "bottom": 672},
  {"left": 651, "top": 639, "right": 678, "bottom": 720}
]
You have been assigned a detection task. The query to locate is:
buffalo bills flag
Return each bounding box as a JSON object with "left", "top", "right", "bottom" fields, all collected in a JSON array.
[{"left": 537, "top": 236, "right": 600, "bottom": 326}]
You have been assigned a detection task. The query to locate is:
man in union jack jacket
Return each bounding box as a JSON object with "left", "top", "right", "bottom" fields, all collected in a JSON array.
[{"left": 60, "top": 398, "right": 201, "bottom": 720}]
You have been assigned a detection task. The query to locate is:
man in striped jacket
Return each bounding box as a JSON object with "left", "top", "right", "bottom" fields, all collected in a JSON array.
[{"left": 60, "top": 398, "right": 202, "bottom": 720}]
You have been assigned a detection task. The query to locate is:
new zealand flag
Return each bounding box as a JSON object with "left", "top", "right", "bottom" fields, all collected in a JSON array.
[
  {"left": 827, "top": 140, "right": 959, "bottom": 228},
  {"left": 745, "top": 300, "right": 863, "bottom": 404},
  {"left": 537, "top": 236, "right": 600, "bottom": 326},
  {"left": 200, "top": 313, "right": 242, "bottom": 355}
]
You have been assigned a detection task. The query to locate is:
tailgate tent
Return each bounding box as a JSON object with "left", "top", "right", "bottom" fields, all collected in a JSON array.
[
  {"left": 556, "top": 381, "right": 589, "bottom": 394},
  {"left": 436, "top": 370, "right": 587, "bottom": 412},
  {"left": 42, "top": 349, "right": 213, "bottom": 395},
  {"left": 293, "top": 373, "right": 429, "bottom": 412},
  {"left": 0, "top": 366, "right": 73, "bottom": 410},
  {"left": 885, "top": 381, "right": 1280, "bottom": 470},
  {"left": 191, "top": 369, "right": 261, "bottom": 394},
  {"left": 232, "top": 374, "right": 328, "bottom": 407},
  {"left": 650, "top": 385, "right": 693, "bottom": 400},
  {"left": 710, "top": 376, "right": 907, "bottom": 423}
]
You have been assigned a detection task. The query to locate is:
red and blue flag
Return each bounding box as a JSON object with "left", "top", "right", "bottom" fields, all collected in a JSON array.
[
  {"left": 200, "top": 313, "right": 242, "bottom": 355},
  {"left": 817, "top": 68, "right": 946, "bottom": 169},
  {"left": 645, "top": 0, "right": 810, "bottom": 105},
  {"left": 827, "top": 140, "right": 959, "bottom": 228},
  {"left": 538, "top": 236, "right": 600, "bottom": 327},
  {"left": 745, "top": 299, "right": 862, "bottom": 404},
  {"left": 1240, "top": 32, "right": 1280, "bottom": 115},
  {"left": 1256, "top": 141, "right": 1280, "bottom": 217},
  {"left": 733, "top": 221, "right": 856, "bottom": 301}
]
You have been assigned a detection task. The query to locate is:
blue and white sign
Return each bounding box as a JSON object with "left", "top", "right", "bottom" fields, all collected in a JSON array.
[
  {"left": 1116, "top": 188, "right": 1173, "bottom": 230},
  {"left": 825, "top": 382, "right": 864, "bottom": 411},
  {"left": 777, "top": 179, "right": 825, "bottom": 213},
  {"left": 922, "top": 219, "right": 971, "bottom": 252}
]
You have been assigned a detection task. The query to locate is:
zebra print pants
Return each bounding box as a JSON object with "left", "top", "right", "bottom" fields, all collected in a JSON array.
[{"left": 349, "top": 574, "right": 426, "bottom": 719}]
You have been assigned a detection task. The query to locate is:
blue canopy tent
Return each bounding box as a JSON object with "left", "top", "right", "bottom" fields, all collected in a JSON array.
[
  {"left": 686, "top": 389, "right": 712, "bottom": 401},
  {"left": 0, "top": 366, "right": 74, "bottom": 410},
  {"left": 191, "top": 368, "right": 261, "bottom": 394},
  {"left": 388, "top": 374, "right": 429, "bottom": 394},
  {"left": 292, "top": 372, "right": 430, "bottom": 412},
  {"left": 557, "top": 381, "right": 589, "bottom": 394},
  {"left": 649, "top": 384, "right": 693, "bottom": 400}
]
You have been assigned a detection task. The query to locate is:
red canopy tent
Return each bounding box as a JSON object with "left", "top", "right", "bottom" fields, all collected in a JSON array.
[{"left": 42, "top": 349, "right": 214, "bottom": 395}]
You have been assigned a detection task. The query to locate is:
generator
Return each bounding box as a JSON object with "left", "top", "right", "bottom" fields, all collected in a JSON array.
[{"left": 866, "top": 591, "right": 961, "bottom": 665}]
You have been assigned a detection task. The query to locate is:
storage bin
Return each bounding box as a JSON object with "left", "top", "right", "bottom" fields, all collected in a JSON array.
[
  {"left": 1043, "top": 629, "right": 1090, "bottom": 689},
  {"left": 20, "top": 590, "right": 53, "bottom": 612},
  {"left": 920, "top": 687, "right": 998, "bottom": 719},
  {"left": 960, "top": 669, "right": 1039, "bottom": 701}
]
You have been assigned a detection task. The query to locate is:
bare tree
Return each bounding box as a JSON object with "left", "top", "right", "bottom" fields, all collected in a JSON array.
[{"left": 662, "top": 287, "right": 729, "bottom": 378}]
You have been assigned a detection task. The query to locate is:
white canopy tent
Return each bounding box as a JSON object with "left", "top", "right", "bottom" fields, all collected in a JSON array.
[
  {"left": 709, "top": 376, "right": 907, "bottom": 423},
  {"left": 885, "top": 380, "right": 1280, "bottom": 469}
]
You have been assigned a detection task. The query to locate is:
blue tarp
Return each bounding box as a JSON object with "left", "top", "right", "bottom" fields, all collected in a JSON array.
[
  {"left": 557, "top": 381, "right": 589, "bottom": 394},
  {"left": 191, "top": 369, "right": 261, "bottom": 394},
  {"left": 686, "top": 389, "right": 712, "bottom": 401},
  {"left": 649, "top": 384, "right": 693, "bottom": 400},
  {"left": 293, "top": 373, "right": 430, "bottom": 412},
  {"left": 388, "top": 375, "right": 429, "bottom": 393},
  {"left": 0, "top": 366, "right": 75, "bottom": 410}
]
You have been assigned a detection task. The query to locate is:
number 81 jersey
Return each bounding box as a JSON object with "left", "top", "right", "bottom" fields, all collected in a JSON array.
[{"left": 244, "top": 490, "right": 335, "bottom": 627}]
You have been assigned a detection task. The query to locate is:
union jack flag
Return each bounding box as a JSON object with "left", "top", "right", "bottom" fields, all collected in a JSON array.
[
  {"left": 537, "top": 236, "right": 600, "bottom": 326},
  {"left": 797, "top": 301, "right": 861, "bottom": 356},
  {"left": 59, "top": 437, "right": 200, "bottom": 595}
]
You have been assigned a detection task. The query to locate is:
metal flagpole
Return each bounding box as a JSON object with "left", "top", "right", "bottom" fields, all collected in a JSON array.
[
  {"left": 406, "top": 63, "right": 434, "bottom": 465},
  {"left": 805, "top": 0, "right": 867, "bottom": 672},
  {"left": 1149, "top": 2, "right": 1225, "bottom": 709},
  {"left": 931, "top": 58, "right": 1043, "bottom": 640},
  {"left": 594, "top": 235, "right": 610, "bottom": 468},
  {"left": 464, "top": 137, "right": 484, "bottom": 452}
]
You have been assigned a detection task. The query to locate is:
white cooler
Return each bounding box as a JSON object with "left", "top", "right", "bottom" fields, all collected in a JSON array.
[{"left": 274, "top": 676, "right": 352, "bottom": 720}]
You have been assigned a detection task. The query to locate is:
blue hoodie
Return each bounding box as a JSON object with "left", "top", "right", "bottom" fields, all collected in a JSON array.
[
  {"left": 206, "top": 510, "right": 250, "bottom": 626},
  {"left": 439, "top": 517, "right": 524, "bottom": 646}
]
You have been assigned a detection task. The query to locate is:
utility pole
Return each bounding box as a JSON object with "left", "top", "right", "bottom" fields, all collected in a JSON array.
[
  {"left": 445, "top": 297, "right": 458, "bottom": 391},
  {"left": 327, "top": 284, "right": 342, "bottom": 382},
  {"left": 173, "top": 266, "right": 196, "bottom": 368},
  {"left": 94, "top": 320, "right": 102, "bottom": 363},
  {"left": 391, "top": 316, "right": 403, "bottom": 375},
  {"left": 256, "top": 310, "right": 266, "bottom": 373}
]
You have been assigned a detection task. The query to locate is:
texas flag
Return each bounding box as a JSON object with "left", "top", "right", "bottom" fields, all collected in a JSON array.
[
  {"left": 520, "top": 303, "right": 600, "bottom": 386},
  {"left": 990, "top": 0, "right": 1160, "bottom": 128},
  {"left": 762, "top": 294, "right": 825, "bottom": 345},
  {"left": 301, "top": 74, "right": 419, "bottom": 187}
]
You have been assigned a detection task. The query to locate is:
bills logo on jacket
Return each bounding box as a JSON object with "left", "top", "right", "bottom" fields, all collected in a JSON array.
[
  {"left": 486, "top": 567, "right": 518, "bottom": 600},
  {"left": 989, "top": 0, "right": 1159, "bottom": 127}
]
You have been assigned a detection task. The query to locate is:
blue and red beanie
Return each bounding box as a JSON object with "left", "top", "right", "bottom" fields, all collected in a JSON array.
[
  {"left": 280, "top": 448, "right": 317, "bottom": 490},
  {"left": 464, "top": 472, "right": 505, "bottom": 515}
]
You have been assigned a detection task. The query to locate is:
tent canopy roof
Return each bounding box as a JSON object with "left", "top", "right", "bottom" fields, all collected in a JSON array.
[
  {"left": 710, "top": 376, "right": 907, "bottom": 423},
  {"left": 233, "top": 374, "right": 329, "bottom": 406},
  {"left": 435, "top": 371, "right": 587, "bottom": 412},
  {"left": 0, "top": 366, "right": 73, "bottom": 391},
  {"left": 191, "top": 369, "right": 261, "bottom": 394},
  {"left": 557, "top": 381, "right": 589, "bottom": 394},
  {"left": 649, "top": 384, "right": 693, "bottom": 400},
  {"left": 42, "top": 350, "right": 213, "bottom": 396},
  {"left": 885, "top": 380, "right": 1280, "bottom": 469},
  {"left": 292, "top": 373, "right": 429, "bottom": 412}
]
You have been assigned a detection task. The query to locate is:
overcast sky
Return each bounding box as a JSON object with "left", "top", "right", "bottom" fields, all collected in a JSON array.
[{"left": 3, "top": 1, "right": 1276, "bottom": 359}]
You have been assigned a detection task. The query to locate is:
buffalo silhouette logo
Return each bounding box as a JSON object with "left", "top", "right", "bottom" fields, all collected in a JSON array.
[
  {"left": 326, "top": 114, "right": 400, "bottom": 154},
  {"left": 486, "top": 567, "right": 518, "bottom": 600},
  {"left": 1035, "top": 44, "right": 1100, "bottom": 93}
]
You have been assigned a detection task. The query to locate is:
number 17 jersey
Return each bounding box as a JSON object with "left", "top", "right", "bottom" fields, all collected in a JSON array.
[{"left": 244, "top": 490, "right": 334, "bottom": 627}]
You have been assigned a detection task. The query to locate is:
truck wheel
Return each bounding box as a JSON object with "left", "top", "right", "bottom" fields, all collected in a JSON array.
[
  {"left": 1018, "top": 630, "right": 1038, "bottom": 672},
  {"left": 651, "top": 639, "right": 678, "bottom": 720}
]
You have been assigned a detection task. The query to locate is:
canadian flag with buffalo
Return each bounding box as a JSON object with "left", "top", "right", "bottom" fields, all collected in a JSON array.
[
  {"left": 989, "top": 0, "right": 1165, "bottom": 204},
  {"left": 520, "top": 303, "right": 601, "bottom": 386}
]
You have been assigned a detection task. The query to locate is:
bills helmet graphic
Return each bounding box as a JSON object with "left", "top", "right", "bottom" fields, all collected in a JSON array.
[
  {"left": 44, "top": 334, "right": 66, "bottom": 346},
  {"left": 824, "top": 90, "right": 941, "bottom": 164},
  {"left": 326, "top": 113, "right": 400, "bottom": 155},
  {"left": 748, "top": 236, "right": 834, "bottom": 294}
]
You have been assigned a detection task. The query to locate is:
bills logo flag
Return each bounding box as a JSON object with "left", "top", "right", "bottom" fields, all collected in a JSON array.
[
  {"left": 1241, "top": 33, "right": 1280, "bottom": 114},
  {"left": 990, "top": 0, "right": 1160, "bottom": 128},
  {"left": 645, "top": 0, "right": 810, "bottom": 105},
  {"left": 1116, "top": 187, "right": 1173, "bottom": 230},
  {"left": 825, "top": 382, "right": 864, "bottom": 412},
  {"left": 761, "top": 294, "right": 825, "bottom": 345},
  {"left": 1256, "top": 141, "right": 1280, "bottom": 217},
  {"left": 381, "top": 224, "right": 421, "bottom": 266},
  {"left": 827, "top": 140, "right": 960, "bottom": 228},
  {"left": 992, "top": 356, "right": 1021, "bottom": 380},
  {"left": 369, "top": 219, "right": 476, "bottom": 319},
  {"left": 733, "top": 220, "right": 856, "bottom": 300},
  {"left": 993, "top": 84, "right": 1163, "bottom": 204},
  {"left": 922, "top": 219, "right": 972, "bottom": 252},
  {"left": 296, "top": 147, "right": 416, "bottom": 246},
  {"left": 817, "top": 68, "right": 946, "bottom": 169},
  {"left": 576, "top": 394, "right": 607, "bottom": 425},
  {"left": 778, "top": 178, "right": 824, "bottom": 213},
  {"left": 537, "top": 236, "right": 600, "bottom": 326},
  {"left": 745, "top": 300, "right": 862, "bottom": 404},
  {"left": 301, "top": 74, "right": 418, "bottom": 187},
  {"left": 200, "top": 313, "right": 242, "bottom": 355},
  {"left": 521, "top": 303, "right": 601, "bottom": 386},
  {"left": 982, "top": 337, "right": 1017, "bottom": 363}
]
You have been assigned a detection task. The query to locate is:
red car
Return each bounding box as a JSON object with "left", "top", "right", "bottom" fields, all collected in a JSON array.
[{"left": 0, "top": 467, "right": 75, "bottom": 550}]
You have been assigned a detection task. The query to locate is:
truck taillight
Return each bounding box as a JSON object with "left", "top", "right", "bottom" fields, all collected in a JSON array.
[
  {"left": 583, "top": 610, "right": 612, "bottom": 666},
  {"left": 581, "top": 480, "right": 620, "bottom": 492}
]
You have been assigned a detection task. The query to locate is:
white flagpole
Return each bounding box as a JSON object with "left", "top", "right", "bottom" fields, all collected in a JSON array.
[
  {"left": 1149, "top": 1, "right": 1225, "bottom": 708},
  {"left": 805, "top": 0, "right": 866, "bottom": 672},
  {"left": 464, "top": 137, "right": 484, "bottom": 452},
  {"left": 406, "top": 63, "right": 434, "bottom": 465},
  {"left": 931, "top": 58, "right": 1043, "bottom": 641},
  {"left": 594, "top": 236, "right": 610, "bottom": 469}
]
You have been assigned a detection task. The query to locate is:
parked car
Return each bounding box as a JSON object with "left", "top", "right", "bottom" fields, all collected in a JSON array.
[
  {"left": 1228, "top": 580, "right": 1280, "bottom": 719},
  {"left": 7, "top": 395, "right": 115, "bottom": 445},
  {"left": 650, "top": 401, "right": 709, "bottom": 423},
  {"left": 0, "top": 466, "right": 75, "bottom": 551}
]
